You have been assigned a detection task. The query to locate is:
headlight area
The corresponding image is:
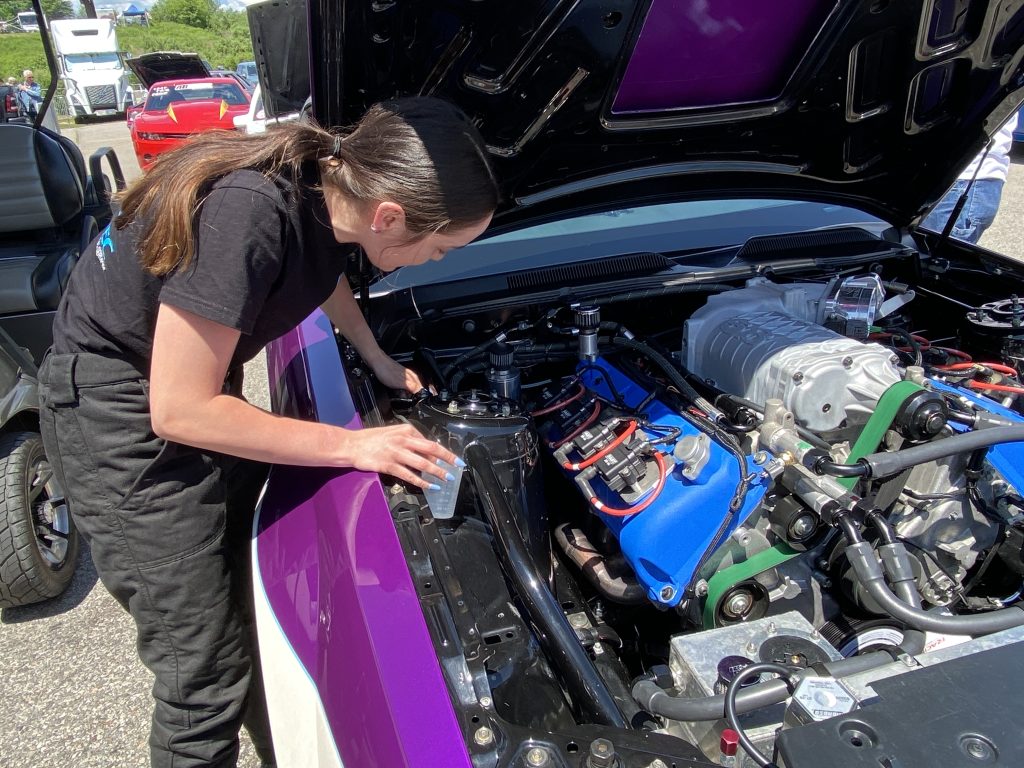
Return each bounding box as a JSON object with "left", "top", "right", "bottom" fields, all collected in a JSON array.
[{"left": 343, "top": 236, "right": 1024, "bottom": 768}]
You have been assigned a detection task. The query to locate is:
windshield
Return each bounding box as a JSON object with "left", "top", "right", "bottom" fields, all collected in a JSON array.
[
  {"left": 17, "top": 12, "right": 36, "bottom": 22},
  {"left": 64, "top": 53, "right": 123, "bottom": 71},
  {"left": 372, "top": 199, "right": 887, "bottom": 292},
  {"left": 146, "top": 82, "right": 247, "bottom": 111}
]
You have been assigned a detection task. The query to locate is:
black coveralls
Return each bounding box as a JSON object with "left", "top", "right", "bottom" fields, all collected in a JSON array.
[{"left": 38, "top": 166, "right": 348, "bottom": 767}]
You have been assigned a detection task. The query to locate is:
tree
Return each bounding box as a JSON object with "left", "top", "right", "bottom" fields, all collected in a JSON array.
[
  {"left": 79, "top": 0, "right": 96, "bottom": 18},
  {"left": 0, "top": 0, "right": 26, "bottom": 20},
  {"left": 39, "top": 0, "right": 73, "bottom": 20},
  {"left": 0, "top": 0, "right": 74, "bottom": 21},
  {"left": 150, "top": 0, "right": 217, "bottom": 29}
]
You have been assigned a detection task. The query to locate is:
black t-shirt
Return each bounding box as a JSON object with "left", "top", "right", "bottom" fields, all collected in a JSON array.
[{"left": 53, "top": 166, "right": 351, "bottom": 373}]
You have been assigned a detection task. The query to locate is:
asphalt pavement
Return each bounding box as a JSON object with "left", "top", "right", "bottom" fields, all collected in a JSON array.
[{"left": 3, "top": 119, "right": 1024, "bottom": 768}]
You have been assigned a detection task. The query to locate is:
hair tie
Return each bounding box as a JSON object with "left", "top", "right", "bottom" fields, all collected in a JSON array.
[{"left": 331, "top": 135, "right": 343, "bottom": 157}]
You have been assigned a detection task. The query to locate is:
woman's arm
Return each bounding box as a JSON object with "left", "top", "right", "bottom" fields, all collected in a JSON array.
[
  {"left": 148, "top": 303, "right": 454, "bottom": 487},
  {"left": 320, "top": 275, "right": 426, "bottom": 392}
]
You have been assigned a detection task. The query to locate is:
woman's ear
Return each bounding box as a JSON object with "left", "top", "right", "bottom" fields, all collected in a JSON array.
[{"left": 370, "top": 202, "right": 406, "bottom": 234}]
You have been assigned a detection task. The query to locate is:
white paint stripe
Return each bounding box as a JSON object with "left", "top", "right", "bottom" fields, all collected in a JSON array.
[{"left": 251, "top": 496, "right": 345, "bottom": 768}]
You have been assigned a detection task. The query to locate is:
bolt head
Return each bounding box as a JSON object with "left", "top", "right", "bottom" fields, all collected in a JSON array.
[
  {"left": 569, "top": 613, "right": 590, "bottom": 629},
  {"left": 588, "top": 738, "right": 617, "bottom": 768},
  {"left": 659, "top": 585, "right": 675, "bottom": 602},
  {"left": 525, "top": 747, "right": 551, "bottom": 766},
  {"left": 842, "top": 356, "right": 854, "bottom": 369},
  {"left": 789, "top": 514, "right": 817, "bottom": 540},
  {"left": 792, "top": 371, "right": 804, "bottom": 383},
  {"left": 389, "top": 483, "right": 403, "bottom": 495},
  {"left": 723, "top": 591, "right": 753, "bottom": 618},
  {"left": 479, "top": 696, "right": 492, "bottom": 708},
  {"left": 473, "top": 726, "right": 494, "bottom": 747}
]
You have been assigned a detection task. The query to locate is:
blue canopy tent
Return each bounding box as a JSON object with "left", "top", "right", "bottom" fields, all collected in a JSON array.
[{"left": 120, "top": 4, "right": 149, "bottom": 24}]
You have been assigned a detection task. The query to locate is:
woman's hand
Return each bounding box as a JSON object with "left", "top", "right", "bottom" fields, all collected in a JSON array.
[
  {"left": 370, "top": 353, "right": 427, "bottom": 393},
  {"left": 342, "top": 423, "right": 461, "bottom": 489}
]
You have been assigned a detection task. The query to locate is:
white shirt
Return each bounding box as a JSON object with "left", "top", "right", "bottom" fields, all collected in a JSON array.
[{"left": 960, "top": 113, "right": 1019, "bottom": 183}]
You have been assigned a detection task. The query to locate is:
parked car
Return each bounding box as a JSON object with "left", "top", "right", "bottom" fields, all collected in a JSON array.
[
  {"left": 232, "top": 84, "right": 300, "bottom": 135},
  {"left": 125, "top": 51, "right": 251, "bottom": 169},
  {"left": 0, "top": 62, "right": 125, "bottom": 608},
  {"left": 235, "top": 60, "right": 258, "bottom": 88},
  {"left": 248, "top": 1, "right": 1024, "bottom": 767},
  {"left": 15, "top": 10, "right": 40, "bottom": 32}
]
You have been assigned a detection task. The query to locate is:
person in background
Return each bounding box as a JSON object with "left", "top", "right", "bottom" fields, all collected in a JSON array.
[
  {"left": 16, "top": 69, "right": 42, "bottom": 117},
  {"left": 922, "top": 114, "right": 1019, "bottom": 244}
]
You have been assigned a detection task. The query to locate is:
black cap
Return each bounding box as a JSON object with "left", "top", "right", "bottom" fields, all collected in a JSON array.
[
  {"left": 715, "top": 655, "right": 759, "bottom": 694},
  {"left": 574, "top": 305, "right": 601, "bottom": 329},
  {"left": 488, "top": 342, "right": 515, "bottom": 369}
]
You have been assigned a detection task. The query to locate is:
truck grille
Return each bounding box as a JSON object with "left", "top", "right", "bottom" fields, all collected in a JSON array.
[{"left": 85, "top": 85, "right": 117, "bottom": 110}]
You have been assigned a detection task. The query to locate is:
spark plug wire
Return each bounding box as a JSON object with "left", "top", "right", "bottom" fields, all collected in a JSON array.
[{"left": 531, "top": 382, "right": 585, "bottom": 416}]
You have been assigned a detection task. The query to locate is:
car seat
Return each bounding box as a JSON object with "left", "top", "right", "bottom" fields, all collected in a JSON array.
[{"left": 0, "top": 122, "right": 125, "bottom": 363}]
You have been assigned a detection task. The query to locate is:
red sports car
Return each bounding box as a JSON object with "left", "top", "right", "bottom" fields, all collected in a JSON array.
[{"left": 128, "top": 77, "right": 250, "bottom": 169}]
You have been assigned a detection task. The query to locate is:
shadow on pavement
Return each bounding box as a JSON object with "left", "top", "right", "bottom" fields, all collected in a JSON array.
[{"left": 1, "top": 538, "right": 99, "bottom": 623}]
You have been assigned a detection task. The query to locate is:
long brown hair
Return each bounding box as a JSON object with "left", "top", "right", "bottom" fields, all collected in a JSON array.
[{"left": 117, "top": 97, "right": 499, "bottom": 275}]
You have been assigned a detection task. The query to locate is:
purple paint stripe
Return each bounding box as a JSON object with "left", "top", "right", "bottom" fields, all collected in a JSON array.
[
  {"left": 258, "top": 311, "right": 472, "bottom": 767},
  {"left": 613, "top": 0, "right": 833, "bottom": 113}
]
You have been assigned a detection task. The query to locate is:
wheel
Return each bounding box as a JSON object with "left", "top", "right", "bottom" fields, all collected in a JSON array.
[{"left": 0, "top": 431, "right": 78, "bottom": 607}]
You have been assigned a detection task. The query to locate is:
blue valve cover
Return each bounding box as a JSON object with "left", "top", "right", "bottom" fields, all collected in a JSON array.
[
  {"left": 572, "top": 358, "right": 767, "bottom": 606},
  {"left": 929, "top": 379, "right": 1024, "bottom": 494}
]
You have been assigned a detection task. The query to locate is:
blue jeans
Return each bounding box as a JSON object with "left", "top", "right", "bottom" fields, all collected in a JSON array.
[{"left": 921, "top": 178, "right": 1005, "bottom": 244}]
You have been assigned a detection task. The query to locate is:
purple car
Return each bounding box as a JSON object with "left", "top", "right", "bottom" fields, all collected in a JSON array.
[{"left": 250, "top": 1, "right": 1024, "bottom": 766}]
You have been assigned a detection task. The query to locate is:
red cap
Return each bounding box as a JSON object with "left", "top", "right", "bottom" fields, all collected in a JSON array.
[{"left": 720, "top": 729, "right": 740, "bottom": 757}]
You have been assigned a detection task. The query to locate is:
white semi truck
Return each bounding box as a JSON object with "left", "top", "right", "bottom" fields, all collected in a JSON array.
[{"left": 50, "top": 19, "right": 132, "bottom": 118}]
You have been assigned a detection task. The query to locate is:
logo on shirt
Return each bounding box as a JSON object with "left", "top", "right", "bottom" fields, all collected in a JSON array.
[{"left": 95, "top": 225, "right": 114, "bottom": 270}]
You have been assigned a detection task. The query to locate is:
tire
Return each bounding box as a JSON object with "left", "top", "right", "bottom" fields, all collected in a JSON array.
[{"left": 0, "top": 431, "right": 78, "bottom": 608}]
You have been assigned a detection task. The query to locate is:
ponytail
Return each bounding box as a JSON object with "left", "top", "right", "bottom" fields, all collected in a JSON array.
[{"left": 117, "top": 97, "right": 498, "bottom": 276}]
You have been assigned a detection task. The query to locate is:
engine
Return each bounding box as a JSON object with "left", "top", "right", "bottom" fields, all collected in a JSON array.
[{"left": 367, "top": 269, "right": 1024, "bottom": 768}]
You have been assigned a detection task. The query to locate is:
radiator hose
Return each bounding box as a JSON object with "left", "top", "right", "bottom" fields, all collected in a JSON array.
[
  {"left": 815, "top": 425, "right": 1024, "bottom": 480},
  {"left": 845, "top": 540, "right": 1024, "bottom": 634}
]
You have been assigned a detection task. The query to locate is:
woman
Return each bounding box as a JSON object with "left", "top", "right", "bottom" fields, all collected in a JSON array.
[{"left": 38, "top": 97, "right": 499, "bottom": 767}]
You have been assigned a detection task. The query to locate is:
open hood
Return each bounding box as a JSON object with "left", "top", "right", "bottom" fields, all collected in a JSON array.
[
  {"left": 125, "top": 51, "right": 209, "bottom": 89},
  {"left": 255, "top": 0, "right": 1024, "bottom": 229}
]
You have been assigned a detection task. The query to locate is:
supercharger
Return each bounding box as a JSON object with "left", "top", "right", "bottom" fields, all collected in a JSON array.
[{"left": 683, "top": 277, "right": 901, "bottom": 431}]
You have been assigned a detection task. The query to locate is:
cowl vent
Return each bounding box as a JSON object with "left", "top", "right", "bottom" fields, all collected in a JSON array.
[
  {"left": 507, "top": 251, "right": 669, "bottom": 292},
  {"left": 736, "top": 227, "right": 885, "bottom": 261}
]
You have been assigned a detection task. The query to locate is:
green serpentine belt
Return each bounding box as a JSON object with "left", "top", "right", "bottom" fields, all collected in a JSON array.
[{"left": 701, "top": 379, "right": 925, "bottom": 627}]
